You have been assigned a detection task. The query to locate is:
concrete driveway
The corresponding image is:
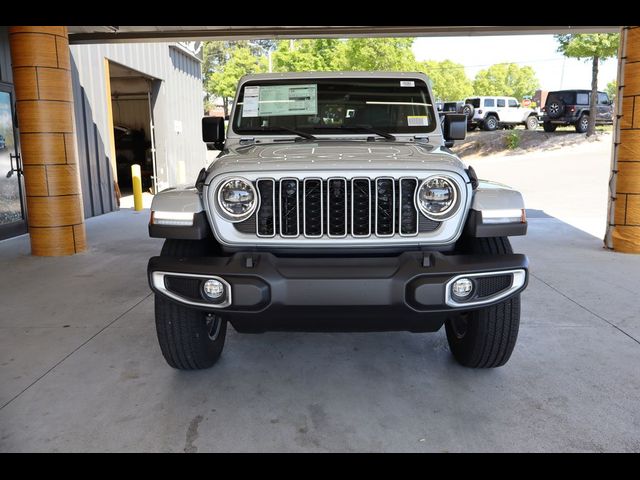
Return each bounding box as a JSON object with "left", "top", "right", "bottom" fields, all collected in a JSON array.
[{"left": 1, "top": 137, "right": 639, "bottom": 452}]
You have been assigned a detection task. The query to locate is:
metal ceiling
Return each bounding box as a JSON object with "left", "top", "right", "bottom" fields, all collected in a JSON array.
[{"left": 66, "top": 26, "right": 621, "bottom": 44}]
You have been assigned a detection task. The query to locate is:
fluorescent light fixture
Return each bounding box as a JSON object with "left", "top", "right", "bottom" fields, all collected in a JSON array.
[
  {"left": 481, "top": 209, "right": 526, "bottom": 224},
  {"left": 151, "top": 211, "right": 194, "bottom": 226},
  {"left": 366, "top": 101, "right": 431, "bottom": 106}
]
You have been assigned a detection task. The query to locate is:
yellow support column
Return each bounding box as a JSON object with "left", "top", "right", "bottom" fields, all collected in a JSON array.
[
  {"left": 611, "top": 26, "right": 640, "bottom": 252},
  {"left": 9, "top": 26, "right": 86, "bottom": 256}
]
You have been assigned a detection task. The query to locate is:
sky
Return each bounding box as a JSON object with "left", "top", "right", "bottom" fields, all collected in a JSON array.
[{"left": 412, "top": 35, "right": 619, "bottom": 92}]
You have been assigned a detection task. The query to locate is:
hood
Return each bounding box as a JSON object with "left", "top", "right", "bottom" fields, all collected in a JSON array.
[{"left": 206, "top": 141, "right": 467, "bottom": 178}]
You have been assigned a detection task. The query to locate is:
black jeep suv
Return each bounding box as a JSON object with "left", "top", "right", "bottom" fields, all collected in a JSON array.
[{"left": 541, "top": 89, "right": 613, "bottom": 133}]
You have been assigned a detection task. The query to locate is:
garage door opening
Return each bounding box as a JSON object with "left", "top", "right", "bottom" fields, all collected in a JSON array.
[{"left": 108, "top": 61, "right": 159, "bottom": 198}]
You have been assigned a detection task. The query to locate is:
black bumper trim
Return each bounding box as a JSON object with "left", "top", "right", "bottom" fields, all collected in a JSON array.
[{"left": 148, "top": 251, "right": 529, "bottom": 328}]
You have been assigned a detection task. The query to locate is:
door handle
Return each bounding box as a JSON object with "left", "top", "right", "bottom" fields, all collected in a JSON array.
[{"left": 7, "top": 153, "right": 22, "bottom": 178}]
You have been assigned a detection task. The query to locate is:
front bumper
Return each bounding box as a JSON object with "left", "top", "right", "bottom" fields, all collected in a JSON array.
[{"left": 148, "top": 251, "right": 528, "bottom": 332}]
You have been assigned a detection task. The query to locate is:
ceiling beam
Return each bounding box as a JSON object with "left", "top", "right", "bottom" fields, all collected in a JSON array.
[{"left": 67, "top": 26, "right": 621, "bottom": 44}]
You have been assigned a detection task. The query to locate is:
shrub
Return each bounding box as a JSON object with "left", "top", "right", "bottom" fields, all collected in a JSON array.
[{"left": 505, "top": 130, "right": 521, "bottom": 150}]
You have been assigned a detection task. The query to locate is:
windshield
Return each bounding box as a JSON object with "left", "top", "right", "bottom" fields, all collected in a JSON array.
[{"left": 232, "top": 77, "right": 437, "bottom": 136}]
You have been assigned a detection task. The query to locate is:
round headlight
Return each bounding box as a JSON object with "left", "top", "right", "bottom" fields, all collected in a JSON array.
[
  {"left": 416, "top": 176, "right": 458, "bottom": 219},
  {"left": 217, "top": 177, "right": 258, "bottom": 221}
]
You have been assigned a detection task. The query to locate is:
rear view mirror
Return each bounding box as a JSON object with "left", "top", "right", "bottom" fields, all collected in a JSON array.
[
  {"left": 202, "top": 116, "right": 225, "bottom": 149},
  {"left": 443, "top": 113, "right": 467, "bottom": 143}
]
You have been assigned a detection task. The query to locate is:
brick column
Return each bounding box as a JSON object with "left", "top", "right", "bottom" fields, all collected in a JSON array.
[
  {"left": 609, "top": 27, "right": 640, "bottom": 252},
  {"left": 9, "top": 26, "right": 86, "bottom": 256}
]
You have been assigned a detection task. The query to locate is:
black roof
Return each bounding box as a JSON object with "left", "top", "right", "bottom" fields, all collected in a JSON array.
[{"left": 548, "top": 89, "right": 607, "bottom": 94}]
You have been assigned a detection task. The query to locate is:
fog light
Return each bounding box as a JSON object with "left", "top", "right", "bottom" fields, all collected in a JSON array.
[
  {"left": 203, "top": 279, "right": 225, "bottom": 299},
  {"left": 452, "top": 278, "right": 473, "bottom": 298}
]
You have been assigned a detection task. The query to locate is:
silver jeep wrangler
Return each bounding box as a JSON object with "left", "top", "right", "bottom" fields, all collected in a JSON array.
[{"left": 147, "top": 72, "right": 529, "bottom": 370}]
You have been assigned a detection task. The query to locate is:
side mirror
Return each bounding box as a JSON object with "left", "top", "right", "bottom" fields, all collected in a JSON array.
[
  {"left": 443, "top": 113, "right": 467, "bottom": 143},
  {"left": 202, "top": 116, "right": 225, "bottom": 149}
]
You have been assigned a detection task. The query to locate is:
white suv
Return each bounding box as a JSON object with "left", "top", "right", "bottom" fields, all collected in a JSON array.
[{"left": 462, "top": 96, "right": 539, "bottom": 131}]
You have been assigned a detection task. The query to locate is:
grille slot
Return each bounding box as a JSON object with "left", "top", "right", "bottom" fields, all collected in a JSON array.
[
  {"left": 351, "top": 178, "right": 371, "bottom": 237},
  {"left": 279, "top": 178, "right": 299, "bottom": 237},
  {"left": 303, "top": 178, "right": 323, "bottom": 237},
  {"left": 399, "top": 178, "right": 418, "bottom": 236},
  {"left": 375, "top": 178, "right": 395, "bottom": 236},
  {"left": 256, "top": 179, "right": 275, "bottom": 237},
  {"left": 327, "top": 178, "right": 348, "bottom": 237}
]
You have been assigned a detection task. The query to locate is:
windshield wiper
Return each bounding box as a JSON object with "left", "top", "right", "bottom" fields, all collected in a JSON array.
[
  {"left": 258, "top": 126, "right": 317, "bottom": 140},
  {"left": 313, "top": 125, "right": 396, "bottom": 141}
]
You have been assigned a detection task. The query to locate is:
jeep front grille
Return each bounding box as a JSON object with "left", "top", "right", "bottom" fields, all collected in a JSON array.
[{"left": 236, "top": 176, "right": 439, "bottom": 239}]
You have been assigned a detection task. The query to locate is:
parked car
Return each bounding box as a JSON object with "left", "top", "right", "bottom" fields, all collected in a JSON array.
[
  {"left": 462, "top": 96, "right": 539, "bottom": 131},
  {"left": 147, "top": 71, "right": 529, "bottom": 370},
  {"left": 442, "top": 101, "right": 465, "bottom": 113},
  {"left": 540, "top": 89, "right": 613, "bottom": 133},
  {"left": 0, "top": 134, "right": 6, "bottom": 150}
]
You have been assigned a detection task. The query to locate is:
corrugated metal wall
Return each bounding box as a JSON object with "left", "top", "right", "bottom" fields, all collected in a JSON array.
[{"left": 69, "top": 43, "right": 206, "bottom": 219}]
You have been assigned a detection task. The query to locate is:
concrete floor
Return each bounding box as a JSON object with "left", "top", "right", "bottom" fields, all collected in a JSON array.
[{"left": 1, "top": 141, "right": 640, "bottom": 452}]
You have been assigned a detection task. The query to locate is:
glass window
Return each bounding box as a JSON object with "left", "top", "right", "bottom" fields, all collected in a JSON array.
[
  {"left": 598, "top": 92, "right": 610, "bottom": 104},
  {"left": 547, "top": 92, "right": 576, "bottom": 105},
  {"left": 508, "top": 99, "right": 518, "bottom": 108},
  {"left": 497, "top": 99, "right": 505, "bottom": 107},
  {"left": 233, "top": 78, "right": 437, "bottom": 135},
  {"left": 0, "top": 91, "right": 24, "bottom": 226},
  {"left": 576, "top": 93, "right": 590, "bottom": 105},
  {"left": 464, "top": 98, "right": 480, "bottom": 108},
  {"left": 484, "top": 98, "right": 495, "bottom": 107}
]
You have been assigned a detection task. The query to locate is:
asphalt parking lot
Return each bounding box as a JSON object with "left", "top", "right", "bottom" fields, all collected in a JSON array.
[{"left": 1, "top": 137, "right": 639, "bottom": 452}]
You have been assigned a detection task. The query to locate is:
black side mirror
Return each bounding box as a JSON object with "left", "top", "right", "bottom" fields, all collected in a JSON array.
[
  {"left": 443, "top": 113, "right": 467, "bottom": 144},
  {"left": 202, "top": 116, "right": 225, "bottom": 150}
]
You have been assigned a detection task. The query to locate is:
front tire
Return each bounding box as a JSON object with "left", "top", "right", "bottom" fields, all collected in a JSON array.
[
  {"left": 155, "top": 238, "right": 227, "bottom": 370},
  {"left": 155, "top": 296, "right": 227, "bottom": 370},
  {"left": 445, "top": 237, "right": 521, "bottom": 368}
]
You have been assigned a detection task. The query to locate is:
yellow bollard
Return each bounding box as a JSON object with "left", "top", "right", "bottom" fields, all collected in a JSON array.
[{"left": 131, "top": 164, "right": 143, "bottom": 211}]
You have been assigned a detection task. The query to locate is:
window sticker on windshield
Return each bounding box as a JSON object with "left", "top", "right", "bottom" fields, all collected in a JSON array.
[
  {"left": 256, "top": 84, "right": 317, "bottom": 117},
  {"left": 400, "top": 81, "right": 415, "bottom": 87},
  {"left": 242, "top": 86, "right": 260, "bottom": 117},
  {"left": 407, "top": 115, "right": 429, "bottom": 127}
]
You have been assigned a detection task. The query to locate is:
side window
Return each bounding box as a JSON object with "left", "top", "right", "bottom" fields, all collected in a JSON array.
[
  {"left": 508, "top": 99, "right": 518, "bottom": 108},
  {"left": 496, "top": 99, "right": 505, "bottom": 107},
  {"left": 484, "top": 98, "right": 495, "bottom": 107},
  {"left": 576, "top": 93, "right": 589, "bottom": 105},
  {"left": 598, "top": 93, "right": 610, "bottom": 105}
]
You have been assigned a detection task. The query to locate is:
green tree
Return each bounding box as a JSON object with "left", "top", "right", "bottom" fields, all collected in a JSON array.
[
  {"left": 419, "top": 60, "right": 473, "bottom": 101},
  {"left": 555, "top": 33, "right": 619, "bottom": 136},
  {"left": 339, "top": 38, "right": 418, "bottom": 71},
  {"left": 202, "top": 40, "right": 274, "bottom": 115},
  {"left": 271, "top": 39, "right": 345, "bottom": 72},
  {"left": 606, "top": 80, "right": 617, "bottom": 104},
  {"left": 473, "top": 63, "right": 540, "bottom": 100},
  {"left": 207, "top": 46, "right": 267, "bottom": 117}
]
